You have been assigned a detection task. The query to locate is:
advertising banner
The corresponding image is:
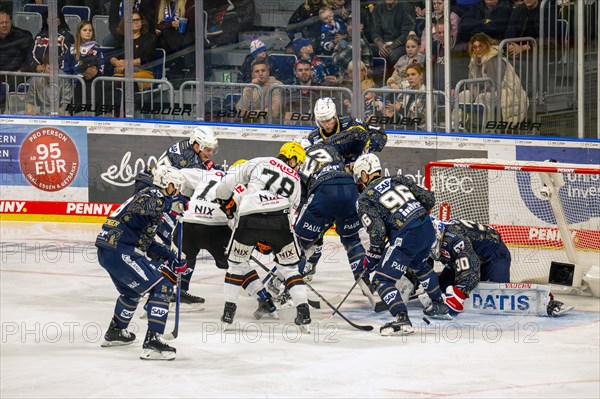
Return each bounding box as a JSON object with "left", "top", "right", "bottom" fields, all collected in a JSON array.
[{"left": 0, "top": 122, "right": 88, "bottom": 201}]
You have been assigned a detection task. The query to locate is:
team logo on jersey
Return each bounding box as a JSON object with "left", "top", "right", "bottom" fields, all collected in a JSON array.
[
  {"left": 383, "top": 291, "right": 397, "bottom": 304},
  {"left": 373, "top": 179, "right": 391, "bottom": 193},
  {"left": 150, "top": 307, "right": 168, "bottom": 317}
]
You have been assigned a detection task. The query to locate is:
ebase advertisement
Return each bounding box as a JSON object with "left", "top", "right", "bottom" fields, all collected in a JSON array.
[{"left": 1, "top": 116, "right": 598, "bottom": 221}]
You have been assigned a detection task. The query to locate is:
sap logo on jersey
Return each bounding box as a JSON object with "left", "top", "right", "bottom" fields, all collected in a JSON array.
[
  {"left": 472, "top": 293, "right": 530, "bottom": 311},
  {"left": 120, "top": 309, "right": 135, "bottom": 319},
  {"left": 374, "top": 179, "right": 391, "bottom": 193},
  {"left": 383, "top": 291, "right": 397, "bottom": 304},
  {"left": 150, "top": 307, "right": 168, "bottom": 317}
]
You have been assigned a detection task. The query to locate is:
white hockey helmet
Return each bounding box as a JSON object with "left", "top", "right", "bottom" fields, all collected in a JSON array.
[
  {"left": 153, "top": 165, "right": 186, "bottom": 193},
  {"left": 190, "top": 126, "right": 218, "bottom": 151},
  {"left": 313, "top": 97, "right": 337, "bottom": 127},
  {"left": 429, "top": 215, "right": 445, "bottom": 260},
  {"left": 352, "top": 153, "right": 381, "bottom": 183}
]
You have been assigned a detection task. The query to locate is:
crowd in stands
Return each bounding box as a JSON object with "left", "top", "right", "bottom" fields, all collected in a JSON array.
[{"left": 0, "top": 0, "right": 579, "bottom": 130}]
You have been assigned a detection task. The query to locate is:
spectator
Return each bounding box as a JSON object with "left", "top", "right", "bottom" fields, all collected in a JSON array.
[
  {"left": 318, "top": 6, "right": 346, "bottom": 55},
  {"left": 0, "top": 10, "right": 34, "bottom": 89},
  {"left": 237, "top": 39, "right": 280, "bottom": 84},
  {"left": 328, "top": 0, "right": 349, "bottom": 20},
  {"left": 361, "top": 78, "right": 386, "bottom": 121},
  {"left": 457, "top": 32, "right": 528, "bottom": 125},
  {"left": 293, "top": 37, "right": 337, "bottom": 86},
  {"left": 386, "top": 63, "right": 432, "bottom": 130},
  {"left": 72, "top": 54, "right": 113, "bottom": 116},
  {"left": 30, "top": 10, "right": 74, "bottom": 72},
  {"left": 430, "top": 20, "right": 470, "bottom": 98},
  {"left": 105, "top": 0, "right": 155, "bottom": 47},
  {"left": 505, "top": 0, "right": 557, "bottom": 55},
  {"left": 459, "top": 0, "right": 512, "bottom": 43},
  {"left": 286, "top": 0, "right": 324, "bottom": 53},
  {"left": 25, "top": 50, "right": 73, "bottom": 115},
  {"left": 68, "top": 20, "right": 104, "bottom": 75},
  {"left": 371, "top": 0, "right": 415, "bottom": 65},
  {"left": 388, "top": 34, "right": 425, "bottom": 88},
  {"left": 340, "top": 60, "right": 369, "bottom": 111},
  {"left": 420, "top": 0, "right": 461, "bottom": 53},
  {"left": 237, "top": 59, "right": 282, "bottom": 118},
  {"left": 109, "top": 10, "right": 157, "bottom": 88},
  {"left": 283, "top": 59, "right": 318, "bottom": 124},
  {"left": 155, "top": 0, "right": 194, "bottom": 55},
  {"left": 331, "top": 12, "right": 372, "bottom": 79},
  {"left": 455, "top": 0, "right": 481, "bottom": 17}
]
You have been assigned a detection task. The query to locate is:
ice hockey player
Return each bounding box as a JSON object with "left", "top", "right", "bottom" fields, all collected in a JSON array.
[
  {"left": 96, "top": 165, "right": 188, "bottom": 360},
  {"left": 429, "top": 217, "right": 569, "bottom": 317},
  {"left": 308, "top": 97, "right": 387, "bottom": 156},
  {"left": 134, "top": 126, "right": 221, "bottom": 193},
  {"left": 177, "top": 160, "right": 278, "bottom": 319},
  {"left": 353, "top": 153, "right": 450, "bottom": 336},
  {"left": 299, "top": 97, "right": 387, "bottom": 280},
  {"left": 295, "top": 131, "right": 368, "bottom": 285},
  {"left": 214, "top": 143, "right": 311, "bottom": 330}
]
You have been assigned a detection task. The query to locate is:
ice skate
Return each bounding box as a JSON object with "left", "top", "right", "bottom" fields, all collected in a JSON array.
[
  {"left": 254, "top": 291, "right": 279, "bottom": 320},
  {"left": 423, "top": 297, "right": 452, "bottom": 320},
  {"left": 101, "top": 320, "right": 136, "bottom": 347},
  {"left": 380, "top": 312, "right": 415, "bottom": 336},
  {"left": 140, "top": 331, "right": 176, "bottom": 360},
  {"left": 273, "top": 288, "right": 294, "bottom": 309},
  {"left": 294, "top": 303, "right": 311, "bottom": 333},
  {"left": 178, "top": 290, "right": 206, "bottom": 312},
  {"left": 221, "top": 301, "right": 237, "bottom": 324},
  {"left": 547, "top": 299, "right": 573, "bottom": 317}
]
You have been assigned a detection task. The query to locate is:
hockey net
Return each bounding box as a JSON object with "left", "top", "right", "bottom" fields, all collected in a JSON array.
[{"left": 425, "top": 159, "right": 600, "bottom": 288}]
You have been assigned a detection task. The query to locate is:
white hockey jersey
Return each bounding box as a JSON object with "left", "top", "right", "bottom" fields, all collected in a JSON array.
[
  {"left": 218, "top": 157, "right": 301, "bottom": 217},
  {"left": 180, "top": 168, "right": 228, "bottom": 225}
]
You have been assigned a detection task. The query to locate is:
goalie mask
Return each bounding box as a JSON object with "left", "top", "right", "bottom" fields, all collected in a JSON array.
[
  {"left": 429, "top": 215, "right": 445, "bottom": 261},
  {"left": 153, "top": 165, "right": 186, "bottom": 194}
]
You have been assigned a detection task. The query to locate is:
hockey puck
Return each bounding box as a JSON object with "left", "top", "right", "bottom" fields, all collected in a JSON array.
[{"left": 422, "top": 317, "right": 431, "bottom": 325}]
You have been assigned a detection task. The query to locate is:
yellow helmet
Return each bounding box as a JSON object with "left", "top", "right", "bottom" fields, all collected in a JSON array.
[
  {"left": 279, "top": 142, "right": 306, "bottom": 165},
  {"left": 231, "top": 159, "right": 248, "bottom": 168}
]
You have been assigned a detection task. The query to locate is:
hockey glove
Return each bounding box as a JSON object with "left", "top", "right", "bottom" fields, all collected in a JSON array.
[
  {"left": 217, "top": 196, "right": 237, "bottom": 219},
  {"left": 204, "top": 160, "right": 215, "bottom": 170},
  {"left": 167, "top": 251, "right": 187, "bottom": 274},
  {"left": 256, "top": 241, "right": 272, "bottom": 255},
  {"left": 444, "top": 285, "right": 467, "bottom": 314},
  {"left": 171, "top": 194, "right": 188, "bottom": 216},
  {"left": 363, "top": 250, "right": 382, "bottom": 273}
]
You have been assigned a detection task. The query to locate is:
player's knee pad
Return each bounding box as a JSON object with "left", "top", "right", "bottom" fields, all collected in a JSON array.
[
  {"left": 227, "top": 240, "right": 254, "bottom": 263},
  {"left": 277, "top": 265, "right": 305, "bottom": 291},
  {"left": 275, "top": 242, "right": 301, "bottom": 266}
]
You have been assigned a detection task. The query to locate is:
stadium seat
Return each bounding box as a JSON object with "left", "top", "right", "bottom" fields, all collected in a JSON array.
[
  {"left": 92, "top": 15, "right": 110, "bottom": 47},
  {"left": 64, "top": 14, "right": 81, "bottom": 36},
  {"left": 62, "top": 5, "right": 90, "bottom": 22},
  {"left": 13, "top": 12, "right": 42, "bottom": 36}
]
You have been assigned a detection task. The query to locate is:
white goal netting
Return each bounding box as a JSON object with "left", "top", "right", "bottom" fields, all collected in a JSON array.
[{"left": 426, "top": 159, "right": 600, "bottom": 286}]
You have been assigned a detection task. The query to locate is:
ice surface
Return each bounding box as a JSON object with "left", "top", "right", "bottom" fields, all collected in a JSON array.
[{"left": 1, "top": 221, "right": 599, "bottom": 398}]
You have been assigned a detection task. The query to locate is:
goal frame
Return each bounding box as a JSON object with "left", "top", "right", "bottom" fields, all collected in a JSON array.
[{"left": 425, "top": 158, "right": 600, "bottom": 289}]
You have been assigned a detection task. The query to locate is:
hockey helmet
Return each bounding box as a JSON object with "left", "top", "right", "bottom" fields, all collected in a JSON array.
[
  {"left": 429, "top": 215, "right": 445, "bottom": 260},
  {"left": 231, "top": 159, "right": 248, "bottom": 168},
  {"left": 313, "top": 97, "right": 337, "bottom": 127},
  {"left": 190, "top": 126, "right": 218, "bottom": 152},
  {"left": 279, "top": 142, "right": 306, "bottom": 165},
  {"left": 153, "top": 165, "right": 186, "bottom": 193},
  {"left": 352, "top": 153, "right": 381, "bottom": 183}
]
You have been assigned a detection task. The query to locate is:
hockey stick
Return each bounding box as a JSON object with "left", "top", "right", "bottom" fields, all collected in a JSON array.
[
  {"left": 254, "top": 257, "right": 340, "bottom": 309},
  {"left": 250, "top": 256, "right": 373, "bottom": 331},
  {"left": 164, "top": 223, "right": 183, "bottom": 341},
  {"left": 330, "top": 268, "right": 366, "bottom": 316}
]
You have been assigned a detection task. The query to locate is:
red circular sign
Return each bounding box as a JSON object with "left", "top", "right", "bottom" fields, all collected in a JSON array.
[{"left": 19, "top": 127, "right": 79, "bottom": 192}]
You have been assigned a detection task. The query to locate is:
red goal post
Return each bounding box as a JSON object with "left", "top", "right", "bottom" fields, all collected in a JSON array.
[{"left": 425, "top": 159, "right": 600, "bottom": 288}]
